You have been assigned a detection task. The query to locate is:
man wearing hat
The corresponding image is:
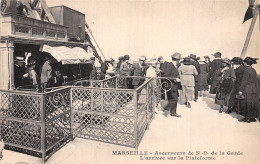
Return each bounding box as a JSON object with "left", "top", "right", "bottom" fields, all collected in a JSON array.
[
  {"left": 130, "top": 56, "right": 147, "bottom": 88},
  {"left": 226, "top": 57, "right": 245, "bottom": 114},
  {"left": 209, "top": 52, "right": 224, "bottom": 94},
  {"left": 14, "top": 56, "right": 26, "bottom": 87},
  {"left": 189, "top": 54, "right": 200, "bottom": 101},
  {"left": 163, "top": 53, "right": 182, "bottom": 117}
]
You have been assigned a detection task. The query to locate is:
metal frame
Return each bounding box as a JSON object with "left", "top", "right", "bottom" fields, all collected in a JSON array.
[{"left": 0, "top": 76, "right": 162, "bottom": 162}]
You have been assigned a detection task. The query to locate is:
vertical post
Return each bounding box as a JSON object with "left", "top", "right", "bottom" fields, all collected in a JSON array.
[
  {"left": 8, "top": 41, "right": 14, "bottom": 90},
  {"left": 70, "top": 87, "right": 74, "bottom": 140},
  {"left": 115, "top": 76, "right": 118, "bottom": 89},
  {"left": 134, "top": 90, "right": 138, "bottom": 150},
  {"left": 40, "top": 94, "right": 46, "bottom": 162},
  {"left": 241, "top": 11, "right": 258, "bottom": 59},
  {"left": 146, "top": 84, "right": 149, "bottom": 130}
]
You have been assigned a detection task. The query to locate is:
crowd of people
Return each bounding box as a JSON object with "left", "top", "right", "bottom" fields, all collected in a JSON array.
[
  {"left": 13, "top": 51, "right": 259, "bottom": 123},
  {"left": 104, "top": 52, "right": 259, "bottom": 123}
]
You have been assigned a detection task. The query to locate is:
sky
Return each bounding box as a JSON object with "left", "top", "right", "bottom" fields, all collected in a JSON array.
[{"left": 46, "top": 0, "right": 260, "bottom": 71}]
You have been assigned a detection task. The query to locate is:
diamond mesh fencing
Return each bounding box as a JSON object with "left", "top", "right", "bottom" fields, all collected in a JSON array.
[
  {"left": 71, "top": 87, "right": 136, "bottom": 147},
  {"left": 0, "top": 76, "right": 157, "bottom": 162},
  {"left": 0, "top": 87, "right": 72, "bottom": 162}
]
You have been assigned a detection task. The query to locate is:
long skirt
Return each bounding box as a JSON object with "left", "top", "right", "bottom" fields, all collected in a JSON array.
[
  {"left": 240, "top": 93, "right": 259, "bottom": 119},
  {"left": 182, "top": 86, "right": 194, "bottom": 102},
  {"left": 215, "top": 88, "right": 232, "bottom": 107},
  {"left": 210, "top": 80, "right": 219, "bottom": 94},
  {"left": 198, "top": 73, "right": 209, "bottom": 91}
]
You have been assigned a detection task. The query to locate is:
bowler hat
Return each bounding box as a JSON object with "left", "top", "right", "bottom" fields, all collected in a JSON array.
[
  {"left": 212, "top": 52, "right": 222, "bottom": 57},
  {"left": 189, "top": 54, "right": 197, "bottom": 60},
  {"left": 231, "top": 57, "right": 243, "bottom": 65},
  {"left": 171, "top": 52, "right": 182, "bottom": 60}
]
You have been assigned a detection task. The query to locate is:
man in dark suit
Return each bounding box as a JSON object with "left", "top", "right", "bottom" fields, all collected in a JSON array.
[
  {"left": 209, "top": 52, "right": 224, "bottom": 94},
  {"left": 158, "top": 56, "right": 169, "bottom": 99},
  {"left": 14, "top": 56, "right": 26, "bottom": 88},
  {"left": 164, "top": 53, "right": 182, "bottom": 117},
  {"left": 131, "top": 56, "right": 147, "bottom": 89},
  {"left": 189, "top": 54, "right": 200, "bottom": 101}
]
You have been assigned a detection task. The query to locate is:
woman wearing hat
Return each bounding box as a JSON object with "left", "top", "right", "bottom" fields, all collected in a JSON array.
[
  {"left": 226, "top": 57, "right": 245, "bottom": 114},
  {"left": 178, "top": 57, "right": 198, "bottom": 108},
  {"left": 238, "top": 57, "right": 259, "bottom": 123},
  {"left": 215, "top": 58, "right": 236, "bottom": 113}
]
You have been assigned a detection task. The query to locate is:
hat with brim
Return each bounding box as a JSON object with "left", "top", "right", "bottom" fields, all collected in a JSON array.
[
  {"left": 212, "top": 52, "right": 222, "bottom": 57},
  {"left": 105, "top": 58, "right": 114, "bottom": 62},
  {"left": 158, "top": 56, "right": 163, "bottom": 62},
  {"left": 171, "top": 52, "right": 182, "bottom": 60},
  {"left": 221, "top": 58, "right": 232, "bottom": 65},
  {"left": 189, "top": 54, "right": 197, "bottom": 60},
  {"left": 182, "top": 57, "right": 191, "bottom": 65},
  {"left": 244, "top": 57, "right": 258, "bottom": 65},
  {"left": 231, "top": 57, "right": 243, "bottom": 65},
  {"left": 139, "top": 56, "right": 146, "bottom": 61},
  {"left": 204, "top": 56, "right": 210, "bottom": 59},
  {"left": 124, "top": 54, "right": 130, "bottom": 60}
]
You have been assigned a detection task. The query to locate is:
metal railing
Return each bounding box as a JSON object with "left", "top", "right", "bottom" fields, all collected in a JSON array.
[
  {"left": 0, "top": 76, "right": 162, "bottom": 162},
  {"left": 0, "top": 87, "right": 72, "bottom": 162}
]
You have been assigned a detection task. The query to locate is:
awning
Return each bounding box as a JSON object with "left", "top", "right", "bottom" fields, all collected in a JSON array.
[{"left": 41, "top": 45, "right": 92, "bottom": 64}]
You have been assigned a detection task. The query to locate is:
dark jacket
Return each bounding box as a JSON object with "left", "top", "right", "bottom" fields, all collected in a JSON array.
[
  {"left": 209, "top": 58, "right": 223, "bottom": 80},
  {"left": 131, "top": 63, "right": 146, "bottom": 86},
  {"left": 239, "top": 66, "right": 258, "bottom": 94},
  {"left": 164, "top": 62, "right": 180, "bottom": 91},
  {"left": 160, "top": 61, "right": 169, "bottom": 77},
  {"left": 234, "top": 65, "right": 245, "bottom": 89},
  {"left": 190, "top": 60, "right": 200, "bottom": 81}
]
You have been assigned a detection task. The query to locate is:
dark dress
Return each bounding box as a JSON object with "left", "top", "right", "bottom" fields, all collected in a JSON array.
[
  {"left": 228, "top": 65, "right": 245, "bottom": 113},
  {"left": 239, "top": 66, "right": 259, "bottom": 119},
  {"left": 190, "top": 60, "right": 200, "bottom": 100},
  {"left": 209, "top": 58, "right": 224, "bottom": 94},
  {"left": 198, "top": 63, "right": 209, "bottom": 91}
]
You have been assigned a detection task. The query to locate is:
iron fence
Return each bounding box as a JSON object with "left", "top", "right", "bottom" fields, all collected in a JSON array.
[
  {"left": 0, "top": 76, "right": 158, "bottom": 162},
  {"left": 0, "top": 87, "right": 72, "bottom": 162}
]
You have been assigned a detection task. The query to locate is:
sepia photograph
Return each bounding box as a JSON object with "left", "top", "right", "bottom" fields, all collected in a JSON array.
[{"left": 0, "top": 0, "right": 260, "bottom": 163}]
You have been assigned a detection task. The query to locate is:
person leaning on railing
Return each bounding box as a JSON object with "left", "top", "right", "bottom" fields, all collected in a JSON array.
[{"left": 130, "top": 56, "right": 148, "bottom": 89}]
